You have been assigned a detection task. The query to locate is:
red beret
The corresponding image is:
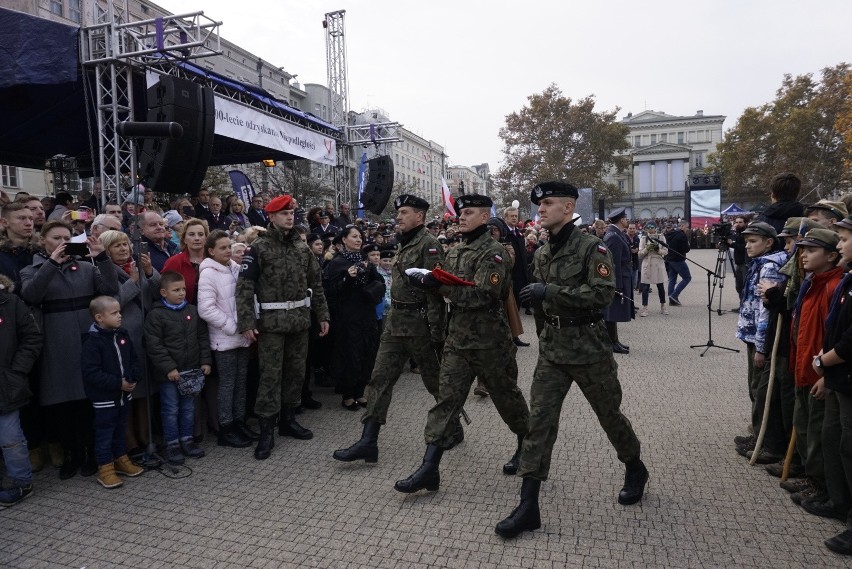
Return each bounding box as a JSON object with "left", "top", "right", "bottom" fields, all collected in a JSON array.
[{"left": 264, "top": 195, "right": 294, "bottom": 213}]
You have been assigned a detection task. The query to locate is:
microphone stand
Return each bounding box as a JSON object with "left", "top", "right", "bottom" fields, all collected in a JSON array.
[{"left": 648, "top": 235, "right": 739, "bottom": 357}]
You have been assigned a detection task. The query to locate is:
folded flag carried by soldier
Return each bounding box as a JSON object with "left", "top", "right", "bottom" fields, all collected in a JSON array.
[{"left": 404, "top": 267, "right": 475, "bottom": 287}]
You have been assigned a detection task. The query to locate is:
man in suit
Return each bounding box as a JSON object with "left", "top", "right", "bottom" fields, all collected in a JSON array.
[
  {"left": 247, "top": 195, "right": 268, "bottom": 227},
  {"left": 207, "top": 196, "right": 230, "bottom": 231},
  {"left": 502, "top": 206, "right": 530, "bottom": 347},
  {"left": 602, "top": 208, "right": 633, "bottom": 354},
  {"left": 194, "top": 187, "right": 213, "bottom": 221}
]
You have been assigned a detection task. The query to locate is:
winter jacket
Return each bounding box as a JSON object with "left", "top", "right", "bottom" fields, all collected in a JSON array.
[
  {"left": 755, "top": 201, "right": 805, "bottom": 236},
  {"left": 143, "top": 236, "right": 177, "bottom": 274},
  {"left": 638, "top": 233, "right": 668, "bottom": 285},
  {"left": 20, "top": 252, "right": 119, "bottom": 406},
  {"left": 162, "top": 251, "right": 200, "bottom": 304},
  {"left": 0, "top": 279, "right": 42, "bottom": 414},
  {"left": 663, "top": 229, "right": 690, "bottom": 262},
  {"left": 0, "top": 236, "right": 39, "bottom": 293},
  {"left": 736, "top": 250, "right": 788, "bottom": 353},
  {"left": 791, "top": 267, "right": 843, "bottom": 387},
  {"left": 197, "top": 257, "right": 251, "bottom": 351},
  {"left": 143, "top": 301, "right": 212, "bottom": 380},
  {"left": 80, "top": 324, "right": 140, "bottom": 408}
]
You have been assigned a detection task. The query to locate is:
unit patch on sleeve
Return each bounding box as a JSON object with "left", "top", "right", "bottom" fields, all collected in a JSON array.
[
  {"left": 596, "top": 263, "right": 611, "bottom": 278},
  {"left": 493, "top": 254, "right": 503, "bottom": 264},
  {"left": 489, "top": 273, "right": 501, "bottom": 285}
]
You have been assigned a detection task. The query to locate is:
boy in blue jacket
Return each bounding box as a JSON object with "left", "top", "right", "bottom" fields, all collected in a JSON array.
[{"left": 81, "top": 296, "right": 144, "bottom": 489}]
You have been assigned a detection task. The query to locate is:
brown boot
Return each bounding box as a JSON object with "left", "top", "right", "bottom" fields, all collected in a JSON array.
[
  {"left": 96, "top": 464, "right": 123, "bottom": 489},
  {"left": 47, "top": 443, "right": 64, "bottom": 468},
  {"left": 114, "top": 455, "right": 144, "bottom": 477},
  {"left": 29, "top": 447, "right": 45, "bottom": 473}
]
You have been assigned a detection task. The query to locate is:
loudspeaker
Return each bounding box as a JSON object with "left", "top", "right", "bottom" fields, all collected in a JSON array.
[
  {"left": 361, "top": 155, "right": 394, "bottom": 214},
  {"left": 138, "top": 76, "right": 215, "bottom": 194}
]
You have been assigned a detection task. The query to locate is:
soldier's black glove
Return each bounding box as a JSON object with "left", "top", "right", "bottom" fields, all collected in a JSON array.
[
  {"left": 519, "top": 283, "right": 546, "bottom": 304},
  {"left": 408, "top": 272, "right": 440, "bottom": 289}
]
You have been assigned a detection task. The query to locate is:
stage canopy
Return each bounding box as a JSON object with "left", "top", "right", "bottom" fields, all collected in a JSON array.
[
  {"left": 721, "top": 203, "right": 750, "bottom": 215},
  {"left": 0, "top": 6, "right": 340, "bottom": 176}
]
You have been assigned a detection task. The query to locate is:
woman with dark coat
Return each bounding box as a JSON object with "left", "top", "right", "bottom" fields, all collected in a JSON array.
[
  {"left": 322, "top": 225, "right": 386, "bottom": 410},
  {"left": 20, "top": 220, "right": 119, "bottom": 479}
]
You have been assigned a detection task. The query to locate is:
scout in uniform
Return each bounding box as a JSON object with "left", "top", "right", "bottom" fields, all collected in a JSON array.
[{"left": 495, "top": 181, "right": 648, "bottom": 539}]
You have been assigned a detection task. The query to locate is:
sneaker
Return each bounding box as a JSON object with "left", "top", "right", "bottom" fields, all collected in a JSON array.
[
  {"left": 164, "top": 443, "right": 185, "bottom": 465},
  {"left": 669, "top": 297, "right": 682, "bottom": 306},
  {"left": 640, "top": 307, "right": 648, "bottom": 317},
  {"left": 114, "top": 455, "right": 144, "bottom": 477},
  {"left": 180, "top": 439, "right": 205, "bottom": 459},
  {"left": 0, "top": 484, "right": 33, "bottom": 507},
  {"left": 733, "top": 434, "right": 754, "bottom": 446}
]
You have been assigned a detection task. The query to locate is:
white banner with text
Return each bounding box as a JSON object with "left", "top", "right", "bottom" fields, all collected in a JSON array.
[{"left": 213, "top": 96, "right": 337, "bottom": 166}]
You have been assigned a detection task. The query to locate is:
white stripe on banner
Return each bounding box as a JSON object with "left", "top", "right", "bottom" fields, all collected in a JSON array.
[{"left": 214, "top": 97, "right": 337, "bottom": 166}]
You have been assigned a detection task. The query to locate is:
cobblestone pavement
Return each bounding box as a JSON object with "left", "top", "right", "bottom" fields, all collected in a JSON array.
[{"left": 3, "top": 250, "right": 852, "bottom": 568}]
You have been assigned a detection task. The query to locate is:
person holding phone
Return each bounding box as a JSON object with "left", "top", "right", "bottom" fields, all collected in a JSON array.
[
  {"left": 19, "top": 220, "right": 119, "bottom": 481},
  {"left": 225, "top": 200, "right": 250, "bottom": 235}
]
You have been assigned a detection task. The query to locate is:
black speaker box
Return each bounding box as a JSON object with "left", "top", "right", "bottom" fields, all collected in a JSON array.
[
  {"left": 138, "top": 76, "right": 215, "bottom": 194},
  {"left": 361, "top": 156, "right": 394, "bottom": 214}
]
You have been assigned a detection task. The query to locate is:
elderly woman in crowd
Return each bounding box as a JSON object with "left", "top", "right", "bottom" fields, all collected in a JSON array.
[
  {"left": 322, "top": 225, "right": 386, "bottom": 410},
  {"left": 226, "top": 200, "right": 250, "bottom": 235},
  {"left": 99, "top": 229, "right": 160, "bottom": 455},
  {"left": 20, "top": 220, "right": 119, "bottom": 480},
  {"left": 638, "top": 222, "right": 669, "bottom": 317}
]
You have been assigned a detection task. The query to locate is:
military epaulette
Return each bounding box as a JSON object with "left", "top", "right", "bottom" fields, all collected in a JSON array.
[
  {"left": 596, "top": 244, "right": 607, "bottom": 254},
  {"left": 493, "top": 254, "right": 503, "bottom": 263}
]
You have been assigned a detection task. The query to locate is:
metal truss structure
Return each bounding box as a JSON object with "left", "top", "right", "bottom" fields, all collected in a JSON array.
[{"left": 80, "top": 1, "right": 221, "bottom": 202}]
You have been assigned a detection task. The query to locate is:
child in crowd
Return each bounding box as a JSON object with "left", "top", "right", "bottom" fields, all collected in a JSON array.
[
  {"left": 788, "top": 228, "right": 844, "bottom": 509},
  {"left": 144, "top": 271, "right": 212, "bottom": 465},
  {"left": 197, "top": 230, "right": 254, "bottom": 449},
  {"left": 735, "top": 222, "right": 788, "bottom": 462},
  {"left": 817, "top": 215, "right": 852, "bottom": 554},
  {"left": 80, "top": 296, "right": 144, "bottom": 488},
  {"left": 0, "top": 275, "right": 41, "bottom": 507}
]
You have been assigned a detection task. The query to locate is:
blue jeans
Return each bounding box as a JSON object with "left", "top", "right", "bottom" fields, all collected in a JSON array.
[
  {"left": 0, "top": 409, "right": 32, "bottom": 486},
  {"left": 667, "top": 260, "right": 691, "bottom": 300},
  {"left": 160, "top": 381, "right": 195, "bottom": 444},
  {"left": 92, "top": 400, "right": 130, "bottom": 466}
]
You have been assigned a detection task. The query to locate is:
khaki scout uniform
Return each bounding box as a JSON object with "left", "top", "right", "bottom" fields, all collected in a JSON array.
[
  {"left": 519, "top": 224, "right": 641, "bottom": 480},
  {"left": 362, "top": 226, "right": 446, "bottom": 424},
  {"left": 236, "top": 225, "right": 329, "bottom": 418},
  {"left": 423, "top": 230, "right": 529, "bottom": 445}
]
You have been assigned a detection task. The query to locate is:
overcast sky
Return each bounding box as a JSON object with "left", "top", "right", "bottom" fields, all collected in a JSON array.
[{"left": 159, "top": 0, "right": 850, "bottom": 172}]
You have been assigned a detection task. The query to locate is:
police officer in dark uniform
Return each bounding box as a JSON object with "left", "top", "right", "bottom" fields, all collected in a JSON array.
[{"left": 495, "top": 181, "right": 647, "bottom": 539}]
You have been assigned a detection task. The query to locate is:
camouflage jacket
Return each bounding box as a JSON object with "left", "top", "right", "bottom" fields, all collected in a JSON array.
[
  {"left": 439, "top": 230, "right": 512, "bottom": 349},
  {"left": 236, "top": 225, "right": 329, "bottom": 334},
  {"left": 386, "top": 226, "right": 446, "bottom": 341},
  {"left": 531, "top": 225, "right": 615, "bottom": 364}
]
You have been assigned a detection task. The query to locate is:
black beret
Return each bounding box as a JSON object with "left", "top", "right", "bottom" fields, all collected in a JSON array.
[
  {"left": 362, "top": 244, "right": 380, "bottom": 254},
  {"left": 394, "top": 194, "right": 430, "bottom": 211},
  {"left": 454, "top": 194, "right": 493, "bottom": 211},
  {"left": 530, "top": 181, "right": 579, "bottom": 205},
  {"left": 379, "top": 249, "right": 395, "bottom": 259}
]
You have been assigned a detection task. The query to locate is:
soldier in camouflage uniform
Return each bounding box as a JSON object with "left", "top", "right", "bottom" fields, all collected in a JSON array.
[
  {"left": 333, "top": 195, "right": 463, "bottom": 463},
  {"left": 394, "top": 194, "right": 530, "bottom": 494},
  {"left": 236, "top": 195, "right": 330, "bottom": 460},
  {"left": 495, "top": 181, "right": 648, "bottom": 539}
]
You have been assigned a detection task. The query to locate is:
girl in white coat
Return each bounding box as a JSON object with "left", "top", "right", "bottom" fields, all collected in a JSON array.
[{"left": 198, "top": 230, "right": 255, "bottom": 448}]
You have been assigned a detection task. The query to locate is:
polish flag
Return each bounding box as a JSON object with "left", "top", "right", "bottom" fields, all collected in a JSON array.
[{"left": 441, "top": 177, "right": 456, "bottom": 216}]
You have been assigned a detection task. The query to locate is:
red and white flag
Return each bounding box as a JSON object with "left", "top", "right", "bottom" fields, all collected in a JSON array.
[{"left": 441, "top": 177, "right": 456, "bottom": 216}]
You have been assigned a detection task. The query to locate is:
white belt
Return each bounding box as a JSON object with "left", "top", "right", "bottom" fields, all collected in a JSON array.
[{"left": 260, "top": 297, "right": 311, "bottom": 310}]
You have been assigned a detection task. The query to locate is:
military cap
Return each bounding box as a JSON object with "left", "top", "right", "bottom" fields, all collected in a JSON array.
[
  {"left": 318, "top": 210, "right": 330, "bottom": 218},
  {"left": 777, "top": 217, "right": 821, "bottom": 238},
  {"left": 361, "top": 243, "right": 380, "bottom": 254},
  {"left": 454, "top": 194, "right": 493, "bottom": 211},
  {"left": 379, "top": 249, "right": 395, "bottom": 259},
  {"left": 741, "top": 221, "right": 777, "bottom": 239},
  {"left": 530, "top": 181, "right": 579, "bottom": 205},
  {"left": 607, "top": 207, "right": 627, "bottom": 223},
  {"left": 805, "top": 199, "right": 847, "bottom": 220},
  {"left": 394, "top": 194, "right": 430, "bottom": 211},
  {"left": 264, "top": 194, "right": 294, "bottom": 213},
  {"left": 835, "top": 214, "right": 852, "bottom": 232},
  {"left": 797, "top": 227, "right": 840, "bottom": 251}
]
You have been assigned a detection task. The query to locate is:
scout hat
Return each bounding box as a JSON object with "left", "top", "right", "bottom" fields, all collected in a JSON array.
[
  {"left": 530, "top": 181, "right": 579, "bottom": 205},
  {"left": 454, "top": 194, "right": 492, "bottom": 210},
  {"left": 265, "top": 195, "right": 294, "bottom": 213},
  {"left": 741, "top": 221, "right": 777, "bottom": 239},
  {"left": 835, "top": 214, "right": 852, "bottom": 232},
  {"left": 777, "top": 217, "right": 821, "bottom": 238},
  {"left": 394, "top": 194, "right": 430, "bottom": 211},
  {"left": 805, "top": 199, "right": 847, "bottom": 220},
  {"left": 797, "top": 227, "right": 840, "bottom": 251}
]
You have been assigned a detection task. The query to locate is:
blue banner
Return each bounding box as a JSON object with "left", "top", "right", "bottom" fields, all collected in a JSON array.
[
  {"left": 356, "top": 152, "right": 368, "bottom": 218},
  {"left": 228, "top": 169, "right": 256, "bottom": 207}
]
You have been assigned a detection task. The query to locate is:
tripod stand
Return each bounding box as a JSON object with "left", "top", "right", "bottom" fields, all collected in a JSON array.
[
  {"left": 648, "top": 235, "right": 740, "bottom": 357},
  {"left": 712, "top": 240, "right": 731, "bottom": 316}
]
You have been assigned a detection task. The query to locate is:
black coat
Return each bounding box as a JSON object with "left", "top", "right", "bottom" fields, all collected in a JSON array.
[
  {"left": 143, "top": 302, "right": 212, "bottom": 379},
  {"left": 824, "top": 273, "right": 852, "bottom": 394},
  {"left": 80, "top": 325, "right": 141, "bottom": 405},
  {"left": 0, "top": 286, "right": 42, "bottom": 414},
  {"left": 247, "top": 208, "right": 268, "bottom": 227},
  {"left": 603, "top": 225, "right": 633, "bottom": 323},
  {"left": 756, "top": 201, "right": 805, "bottom": 235},
  {"left": 664, "top": 229, "right": 691, "bottom": 261}
]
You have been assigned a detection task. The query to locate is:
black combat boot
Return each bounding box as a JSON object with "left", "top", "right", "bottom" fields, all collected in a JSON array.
[
  {"left": 394, "top": 444, "right": 443, "bottom": 493},
  {"left": 333, "top": 421, "right": 380, "bottom": 463},
  {"left": 254, "top": 415, "right": 276, "bottom": 461},
  {"left": 495, "top": 477, "right": 542, "bottom": 538},
  {"left": 233, "top": 419, "right": 260, "bottom": 441},
  {"left": 502, "top": 435, "right": 523, "bottom": 475},
  {"left": 444, "top": 418, "right": 464, "bottom": 450},
  {"left": 278, "top": 408, "right": 313, "bottom": 439},
  {"left": 618, "top": 458, "right": 649, "bottom": 505},
  {"left": 217, "top": 423, "right": 252, "bottom": 448}
]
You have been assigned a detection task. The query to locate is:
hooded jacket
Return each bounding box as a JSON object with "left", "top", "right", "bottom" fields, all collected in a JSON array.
[
  {"left": 736, "top": 250, "right": 788, "bottom": 353},
  {"left": 197, "top": 257, "right": 251, "bottom": 351},
  {"left": 755, "top": 201, "right": 805, "bottom": 235}
]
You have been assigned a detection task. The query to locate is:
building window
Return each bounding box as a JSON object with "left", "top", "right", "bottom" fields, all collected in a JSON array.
[
  {"left": 69, "top": 0, "right": 81, "bottom": 22},
  {"left": 1, "top": 165, "right": 19, "bottom": 188},
  {"left": 634, "top": 135, "right": 642, "bottom": 147},
  {"left": 677, "top": 132, "right": 684, "bottom": 144},
  {"left": 694, "top": 152, "right": 704, "bottom": 168},
  {"left": 49, "top": 0, "right": 63, "bottom": 16},
  {"left": 660, "top": 133, "right": 667, "bottom": 143},
  {"left": 618, "top": 180, "right": 625, "bottom": 192},
  {"left": 650, "top": 134, "right": 657, "bottom": 145}
]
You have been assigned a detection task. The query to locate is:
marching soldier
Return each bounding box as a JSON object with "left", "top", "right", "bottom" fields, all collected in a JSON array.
[
  {"left": 394, "top": 194, "right": 530, "bottom": 494},
  {"left": 236, "top": 195, "right": 330, "bottom": 460},
  {"left": 332, "top": 194, "right": 461, "bottom": 463},
  {"left": 495, "top": 181, "right": 647, "bottom": 539}
]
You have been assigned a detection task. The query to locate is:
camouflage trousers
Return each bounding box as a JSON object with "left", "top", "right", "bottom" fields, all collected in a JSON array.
[
  {"left": 254, "top": 330, "right": 309, "bottom": 418},
  {"left": 518, "top": 355, "right": 641, "bottom": 481},
  {"left": 424, "top": 344, "right": 529, "bottom": 446},
  {"left": 362, "top": 328, "right": 441, "bottom": 425}
]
